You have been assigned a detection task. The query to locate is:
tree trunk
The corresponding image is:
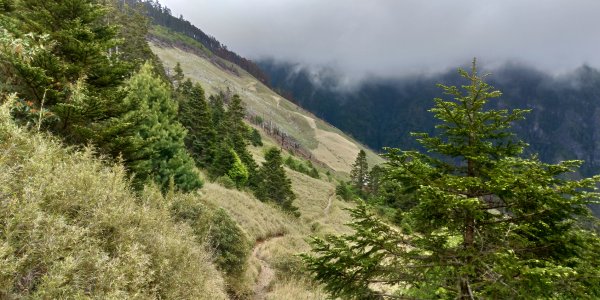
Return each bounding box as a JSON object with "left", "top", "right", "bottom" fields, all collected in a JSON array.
[{"left": 461, "top": 144, "right": 475, "bottom": 299}]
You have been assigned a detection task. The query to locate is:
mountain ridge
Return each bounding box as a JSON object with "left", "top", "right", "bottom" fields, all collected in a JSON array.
[
  {"left": 260, "top": 60, "right": 600, "bottom": 166},
  {"left": 148, "top": 36, "right": 383, "bottom": 174}
]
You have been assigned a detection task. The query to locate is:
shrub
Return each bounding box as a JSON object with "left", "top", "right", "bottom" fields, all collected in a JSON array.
[
  {"left": 215, "top": 175, "right": 236, "bottom": 189},
  {"left": 284, "top": 155, "right": 320, "bottom": 179},
  {"left": 169, "top": 195, "right": 251, "bottom": 276},
  {"left": 335, "top": 181, "right": 357, "bottom": 201}
]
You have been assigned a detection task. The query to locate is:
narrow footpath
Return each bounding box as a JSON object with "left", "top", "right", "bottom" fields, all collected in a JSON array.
[{"left": 252, "top": 235, "right": 284, "bottom": 300}]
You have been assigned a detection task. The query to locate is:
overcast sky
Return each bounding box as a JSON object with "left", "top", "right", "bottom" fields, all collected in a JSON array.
[{"left": 161, "top": 0, "right": 600, "bottom": 81}]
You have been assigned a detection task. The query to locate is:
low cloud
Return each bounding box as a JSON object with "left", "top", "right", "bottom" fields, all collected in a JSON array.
[{"left": 162, "top": 0, "right": 600, "bottom": 82}]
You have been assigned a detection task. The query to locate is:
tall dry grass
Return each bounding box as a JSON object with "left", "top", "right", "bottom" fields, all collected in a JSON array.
[
  {"left": 201, "top": 136, "right": 357, "bottom": 298},
  {"left": 0, "top": 99, "right": 227, "bottom": 299}
]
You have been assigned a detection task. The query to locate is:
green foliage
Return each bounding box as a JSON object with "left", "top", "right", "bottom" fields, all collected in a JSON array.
[
  {"left": 209, "top": 92, "right": 226, "bottom": 128},
  {"left": 2, "top": 0, "right": 131, "bottom": 131},
  {"left": 0, "top": 101, "right": 227, "bottom": 299},
  {"left": 256, "top": 148, "right": 299, "bottom": 216},
  {"left": 249, "top": 127, "right": 263, "bottom": 146},
  {"left": 350, "top": 149, "right": 368, "bottom": 193},
  {"left": 173, "top": 61, "right": 184, "bottom": 84},
  {"left": 303, "top": 60, "right": 600, "bottom": 299},
  {"left": 284, "top": 155, "right": 320, "bottom": 179},
  {"left": 335, "top": 181, "right": 357, "bottom": 202},
  {"left": 169, "top": 195, "right": 251, "bottom": 277},
  {"left": 177, "top": 79, "right": 216, "bottom": 168},
  {"left": 301, "top": 204, "right": 404, "bottom": 300},
  {"left": 225, "top": 94, "right": 258, "bottom": 184},
  {"left": 215, "top": 175, "right": 236, "bottom": 189},
  {"left": 0, "top": 0, "right": 196, "bottom": 194},
  {"left": 251, "top": 114, "right": 264, "bottom": 125},
  {"left": 208, "top": 209, "right": 252, "bottom": 276},
  {"left": 210, "top": 143, "right": 236, "bottom": 179},
  {"left": 206, "top": 92, "right": 258, "bottom": 188},
  {"left": 113, "top": 1, "right": 167, "bottom": 79},
  {"left": 228, "top": 149, "right": 249, "bottom": 189},
  {"left": 0, "top": 0, "right": 14, "bottom": 12},
  {"left": 121, "top": 63, "right": 202, "bottom": 192},
  {"left": 367, "top": 165, "right": 383, "bottom": 195}
]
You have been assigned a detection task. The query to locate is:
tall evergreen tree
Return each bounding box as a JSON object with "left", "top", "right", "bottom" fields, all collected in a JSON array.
[
  {"left": 367, "top": 164, "right": 384, "bottom": 196},
  {"left": 228, "top": 149, "right": 249, "bottom": 189},
  {"left": 223, "top": 94, "right": 258, "bottom": 186},
  {"left": 8, "top": 0, "right": 130, "bottom": 102},
  {"left": 209, "top": 92, "right": 226, "bottom": 129},
  {"left": 172, "top": 62, "right": 184, "bottom": 85},
  {"left": 111, "top": 0, "right": 167, "bottom": 78},
  {"left": 0, "top": 0, "right": 144, "bottom": 149},
  {"left": 255, "top": 148, "right": 299, "bottom": 216},
  {"left": 122, "top": 63, "right": 201, "bottom": 192},
  {"left": 209, "top": 143, "right": 236, "bottom": 179},
  {"left": 350, "top": 149, "right": 369, "bottom": 192},
  {"left": 177, "top": 79, "right": 216, "bottom": 168},
  {"left": 303, "top": 60, "right": 600, "bottom": 299}
]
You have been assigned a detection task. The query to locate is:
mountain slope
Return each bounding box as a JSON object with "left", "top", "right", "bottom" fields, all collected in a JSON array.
[
  {"left": 0, "top": 100, "right": 228, "bottom": 299},
  {"left": 260, "top": 61, "right": 600, "bottom": 171},
  {"left": 147, "top": 25, "right": 381, "bottom": 298},
  {"left": 149, "top": 32, "right": 383, "bottom": 174}
]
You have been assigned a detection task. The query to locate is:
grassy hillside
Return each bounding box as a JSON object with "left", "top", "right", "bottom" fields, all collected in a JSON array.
[
  {"left": 0, "top": 100, "right": 228, "bottom": 299},
  {"left": 147, "top": 33, "right": 385, "bottom": 297},
  {"left": 0, "top": 93, "right": 354, "bottom": 299},
  {"left": 200, "top": 133, "right": 356, "bottom": 299},
  {"left": 148, "top": 30, "right": 383, "bottom": 174}
]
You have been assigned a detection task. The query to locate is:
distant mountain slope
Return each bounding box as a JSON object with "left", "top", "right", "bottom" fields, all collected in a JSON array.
[
  {"left": 260, "top": 61, "right": 600, "bottom": 174},
  {"left": 122, "top": 0, "right": 269, "bottom": 85},
  {"left": 149, "top": 36, "right": 383, "bottom": 173}
]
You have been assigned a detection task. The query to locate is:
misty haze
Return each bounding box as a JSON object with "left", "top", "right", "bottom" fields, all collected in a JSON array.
[{"left": 162, "top": 0, "right": 600, "bottom": 82}]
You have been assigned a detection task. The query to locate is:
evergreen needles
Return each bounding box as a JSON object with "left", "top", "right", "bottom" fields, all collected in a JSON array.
[{"left": 302, "top": 60, "right": 600, "bottom": 299}]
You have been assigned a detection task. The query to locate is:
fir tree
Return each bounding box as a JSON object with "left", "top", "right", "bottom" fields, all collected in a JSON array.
[
  {"left": 177, "top": 79, "right": 216, "bottom": 168},
  {"left": 112, "top": 0, "right": 167, "bottom": 77},
  {"left": 350, "top": 149, "right": 369, "bottom": 192},
  {"left": 207, "top": 92, "right": 258, "bottom": 183},
  {"left": 255, "top": 147, "right": 299, "bottom": 216},
  {"left": 209, "top": 92, "right": 226, "bottom": 129},
  {"left": 302, "top": 60, "right": 600, "bottom": 299},
  {"left": 367, "top": 164, "right": 384, "bottom": 196},
  {"left": 122, "top": 63, "right": 201, "bottom": 192},
  {"left": 227, "top": 150, "right": 249, "bottom": 189},
  {"left": 223, "top": 94, "right": 258, "bottom": 186},
  {"left": 172, "top": 62, "right": 184, "bottom": 85},
  {"left": 249, "top": 127, "right": 263, "bottom": 147},
  {"left": 0, "top": 0, "right": 146, "bottom": 150},
  {"left": 210, "top": 143, "right": 236, "bottom": 179},
  {"left": 8, "top": 0, "right": 130, "bottom": 104}
]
